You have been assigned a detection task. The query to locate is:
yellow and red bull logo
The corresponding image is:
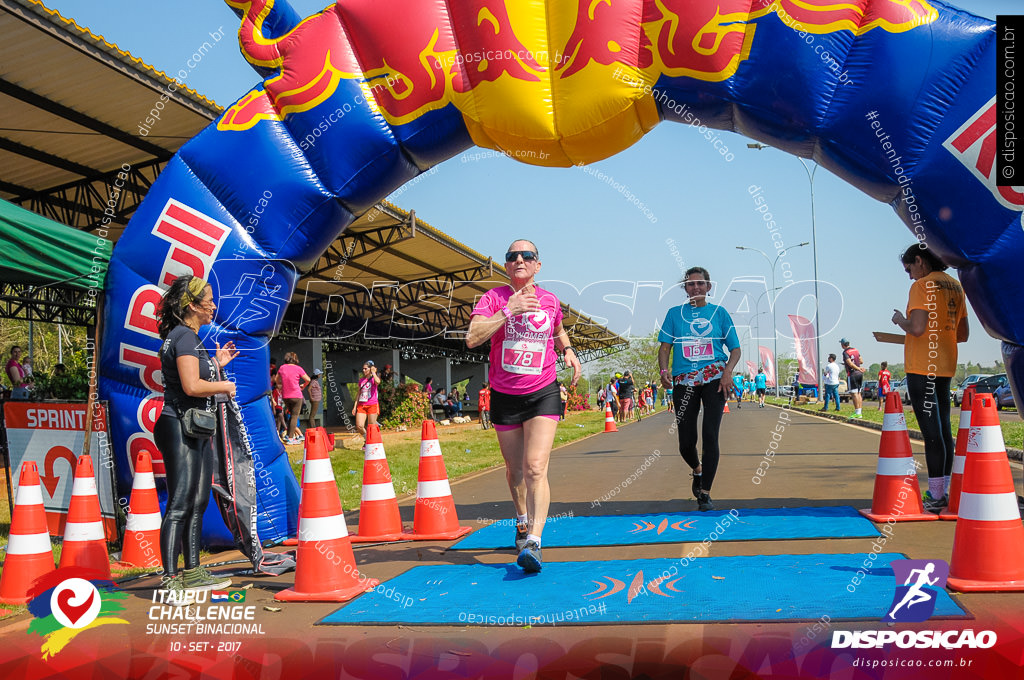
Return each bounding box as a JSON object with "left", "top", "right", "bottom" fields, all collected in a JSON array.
[{"left": 220, "top": 0, "right": 936, "bottom": 165}]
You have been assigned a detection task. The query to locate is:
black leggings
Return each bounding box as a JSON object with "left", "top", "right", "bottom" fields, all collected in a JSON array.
[
  {"left": 154, "top": 413, "right": 214, "bottom": 575},
  {"left": 906, "top": 373, "right": 954, "bottom": 479},
  {"left": 672, "top": 379, "right": 726, "bottom": 492}
]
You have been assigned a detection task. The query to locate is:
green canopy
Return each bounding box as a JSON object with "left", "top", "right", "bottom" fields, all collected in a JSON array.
[{"left": 0, "top": 199, "right": 111, "bottom": 291}]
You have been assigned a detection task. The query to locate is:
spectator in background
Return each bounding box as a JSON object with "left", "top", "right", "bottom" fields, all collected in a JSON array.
[
  {"left": 53, "top": 363, "right": 67, "bottom": 376},
  {"left": 841, "top": 338, "right": 867, "bottom": 419},
  {"left": 597, "top": 385, "right": 606, "bottom": 410},
  {"left": 877, "top": 361, "right": 892, "bottom": 411},
  {"left": 277, "top": 352, "right": 310, "bottom": 444},
  {"left": 618, "top": 371, "right": 635, "bottom": 420},
  {"left": 6, "top": 346, "right": 29, "bottom": 400},
  {"left": 270, "top": 366, "right": 286, "bottom": 439},
  {"left": 478, "top": 381, "right": 492, "bottom": 429},
  {"left": 606, "top": 375, "right": 619, "bottom": 419},
  {"left": 821, "top": 354, "right": 841, "bottom": 412},
  {"left": 21, "top": 355, "right": 33, "bottom": 382},
  {"left": 307, "top": 369, "right": 323, "bottom": 428},
  {"left": 380, "top": 363, "right": 394, "bottom": 385},
  {"left": 432, "top": 388, "right": 449, "bottom": 419}
]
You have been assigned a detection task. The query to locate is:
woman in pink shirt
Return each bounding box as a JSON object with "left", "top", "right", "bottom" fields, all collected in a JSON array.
[
  {"left": 466, "top": 239, "right": 581, "bottom": 573},
  {"left": 276, "top": 352, "right": 310, "bottom": 444},
  {"left": 352, "top": 361, "right": 381, "bottom": 438}
]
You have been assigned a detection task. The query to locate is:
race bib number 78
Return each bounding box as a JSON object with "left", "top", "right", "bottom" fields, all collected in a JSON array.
[{"left": 502, "top": 340, "right": 544, "bottom": 375}]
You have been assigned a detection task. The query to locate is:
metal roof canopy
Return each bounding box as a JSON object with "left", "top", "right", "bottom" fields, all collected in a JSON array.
[
  {"left": 287, "top": 202, "right": 627, "bottom": 364},
  {"left": 0, "top": 0, "right": 221, "bottom": 241},
  {"left": 0, "top": 1, "right": 626, "bottom": 361}
]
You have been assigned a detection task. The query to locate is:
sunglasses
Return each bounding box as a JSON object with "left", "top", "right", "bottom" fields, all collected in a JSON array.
[{"left": 505, "top": 250, "right": 538, "bottom": 263}]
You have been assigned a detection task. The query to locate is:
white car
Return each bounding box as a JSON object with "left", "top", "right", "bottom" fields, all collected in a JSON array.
[
  {"left": 893, "top": 378, "right": 911, "bottom": 405},
  {"left": 953, "top": 374, "right": 986, "bottom": 406}
]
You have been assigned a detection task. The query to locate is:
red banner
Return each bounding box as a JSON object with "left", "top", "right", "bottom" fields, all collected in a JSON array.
[
  {"left": 745, "top": 360, "right": 758, "bottom": 379},
  {"left": 758, "top": 346, "right": 776, "bottom": 386},
  {"left": 788, "top": 315, "right": 818, "bottom": 385}
]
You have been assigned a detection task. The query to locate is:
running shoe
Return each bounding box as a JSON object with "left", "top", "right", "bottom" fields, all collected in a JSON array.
[
  {"left": 160, "top": 573, "right": 186, "bottom": 606},
  {"left": 849, "top": 413, "right": 863, "bottom": 419},
  {"left": 923, "top": 491, "right": 947, "bottom": 514},
  {"left": 691, "top": 472, "right": 702, "bottom": 500},
  {"left": 515, "top": 525, "right": 529, "bottom": 552},
  {"left": 181, "top": 565, "right": 232, "bottom": 592},
  {"left": 697, "top": 492, "right": 714, "bottom": 512},
  {"left": 516, "top": 540, "right": 543, "bottom": 573}
]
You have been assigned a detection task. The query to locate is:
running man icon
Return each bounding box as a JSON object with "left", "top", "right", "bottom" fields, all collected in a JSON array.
[{"left": 884, "top": 559, "right": 950, "bottom": 622}]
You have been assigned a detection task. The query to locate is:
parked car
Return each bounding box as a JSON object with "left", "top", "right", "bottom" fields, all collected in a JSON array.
[
  {"left": 974, "top": 373, "right": 1007, "bottom": 395},
  {"left": 953, "top": 374, "right": 987, "bottom": 406},
  {"left": 837, "top": 379, "right": 849, "bottom": 402},
  {"left": 862, "top": 380, "right": 878, "bottom": 400},
  {"left": 994, "top": 382, "right": 1016, "bottom": 410},
  {"left": 893, "top": 378, "right": 911, "bottom": 405}
]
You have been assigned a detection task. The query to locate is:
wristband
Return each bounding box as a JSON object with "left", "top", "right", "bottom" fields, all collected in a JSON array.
[
  {"left": 660, "top": 368, "right": 669, "bottom": 375},
  {"left": 501, "top": 305, "right": 512, "bottom": 319}
]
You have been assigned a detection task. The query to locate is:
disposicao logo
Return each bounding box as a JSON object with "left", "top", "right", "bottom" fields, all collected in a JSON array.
[
  {"left": 831, "top": 558, "right": 997, "bottom": 650},
  {"left": 25, "top": 567, "right": 128, "bottom": 659},
  {"left": 884, "top": 558, "right": 948, "bottom": 623}
]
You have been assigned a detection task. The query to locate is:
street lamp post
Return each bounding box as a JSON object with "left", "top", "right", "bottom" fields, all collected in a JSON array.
[
  {"left": 748, "top": 142, "right": 823, "bottom": 393},
  {"left": 735, "top": 244, "right": 809, "bottom": 395}
]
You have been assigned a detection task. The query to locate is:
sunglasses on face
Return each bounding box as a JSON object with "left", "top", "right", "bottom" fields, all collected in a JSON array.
[{"left": 505, "top": 250, "right": 538, "bottom": 263}]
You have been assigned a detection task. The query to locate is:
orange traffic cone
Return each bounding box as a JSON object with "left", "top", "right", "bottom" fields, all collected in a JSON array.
[
  {"left": 351, "top": 424, "right": 411, "bottom": 542},
  {"left": 940, "top": 386, "right": 977, "bottom": 521},
  {"left": 0, "top": 462, "right": 55, "bottom": 604},
  {"left": 723, "top": 401, "right": 730, "bottom": 414},
  {"left": 410, "top": 421, "right": 472, "bottom": 541},
  {"left": 119, "top": 451, "right": 162, "bottom": 568},
  {"left": 281, "top": 430, "right": 329, "bottom": 548},
  {"left": 603, "top": 402, "right": 618, "bottom": 432},
  {"left": 57, "top": 454, "right": 111, "bottom": 578},
  {"left": 947, "top": 394, "right": 1024, "bottom": 591},
  {"left": 276, "top": 428, "right": 379, "bottom": 602},
  {"left": 859, "top": 392, "right": 936, "bottom": 522}
]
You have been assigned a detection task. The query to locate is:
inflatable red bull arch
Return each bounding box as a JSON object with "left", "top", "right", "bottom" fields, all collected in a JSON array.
[{"left": 101, "top": 0, "right": 1024, "bottom": 544}]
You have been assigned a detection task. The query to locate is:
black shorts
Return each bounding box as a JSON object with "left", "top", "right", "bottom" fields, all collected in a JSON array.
[
  {"left": 848, "top": 372, "right": 864, "bottom": 392},
  {"left": 756, "top": 388, "right": 766, "bottom": 396},
  {"left": 490, "top": 380, "right": 562, "bottom": 426}
]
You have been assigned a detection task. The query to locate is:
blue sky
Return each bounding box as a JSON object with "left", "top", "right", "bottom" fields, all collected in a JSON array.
[{"left": 44, "top": 0, "right": 1021, "bottom": 368}]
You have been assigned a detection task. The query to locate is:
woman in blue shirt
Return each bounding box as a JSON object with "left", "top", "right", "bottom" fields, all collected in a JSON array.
[{"left": 657, "top": 266, "right": 741, "bottom": 511}]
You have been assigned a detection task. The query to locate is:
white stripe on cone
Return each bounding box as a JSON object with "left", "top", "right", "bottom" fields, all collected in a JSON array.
[
  {"left": 876, "top": 457, "right": 918, "bottom": 476},
  {"left": 71, "top": 477, "right": 97, "bottom": 496},
  {"left": 951, "top": 455, "right": 966, "bottom": 474},
  {"left": 364, "top": 443, "right": 386, "bottom": 460},
  {"left": 966, "top": 425, "right": 1005, "bottom": 454},
  {"left": 16, "top": 484, "right": 44, "bottom": 506},
  {"left": 132, "top": 475, "right": 156, "bottom": 490},
  {"left": 417, "top": 479, "right": 452, "bottom": 499},
  {"left": 6, "top": 531, "right": 52, "bottom": 555},
  {"left": 882, "top": 413, "right": 906, "bottom": 430},
  {"left": 420, "top": 441, "right": 442, "bottom": 457},
  {"left": 126, "top": 512, "right": 162, "bottom": 532},
  {"left": 958, "top": 492, "right": 1021, "bottom": 521},
  {"left": 302, "top": 458, "right": 336, "bottom": 484},
  {"left": 63, "top": 521, "right": 105, "bottom": 541},
  {"left": 297, "top": 514, "right": 349, "bottom": 541},
  {"left": 361, "top": 482, "right": 397, "bottom": 502},
  {"left": 959, "top": 410, "right": 972, "bottom": 427}
]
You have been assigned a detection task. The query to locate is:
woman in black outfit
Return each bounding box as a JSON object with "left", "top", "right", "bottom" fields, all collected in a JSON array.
[{"left": 155, "top": 274, "right": 238, "bottom": 595}]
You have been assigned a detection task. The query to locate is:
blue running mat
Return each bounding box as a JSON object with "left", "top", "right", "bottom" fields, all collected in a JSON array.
[
  {"left": 450, "top": 506, "right": 880, "bottom": 549},
  {"left": 319, "top": 553, "right": 966, "bottom": 626}
]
